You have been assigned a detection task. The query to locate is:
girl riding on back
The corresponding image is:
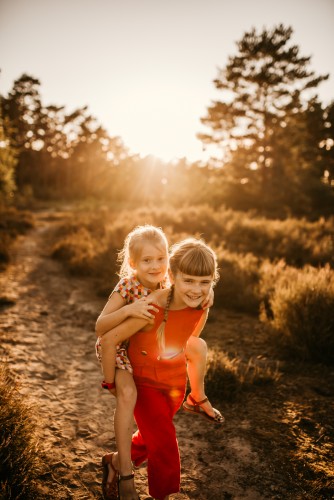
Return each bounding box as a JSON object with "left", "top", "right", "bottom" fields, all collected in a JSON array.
[
  {"left": 100, "top": 237, "right": 221, "bottom": 500},
  {"left": 95, "top": 227, "right": 223, "bottom": 499}
]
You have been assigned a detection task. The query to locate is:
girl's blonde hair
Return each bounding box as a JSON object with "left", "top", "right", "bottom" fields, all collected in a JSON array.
[
  {"left": 157, "top": 238, "right": 219, "bottom": 352},
  {"left": 118, "top": 225, "right": 168, "bottom": 278}
]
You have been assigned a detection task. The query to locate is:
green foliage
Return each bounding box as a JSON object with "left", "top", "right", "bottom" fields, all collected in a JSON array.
[
  {"left": 0, "top": 364, "right": 46, "bottom": 499},
  {"left": 260, "top": 264, "right": 334, "bottom": 363}
]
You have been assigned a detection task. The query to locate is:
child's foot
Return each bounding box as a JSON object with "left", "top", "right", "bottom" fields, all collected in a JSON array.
[
  {"left": 118, "top": 472, "right": 139, "bottom": 499},
  {"left": 183, "top": 393, "right": 225, "bottom": 424}
]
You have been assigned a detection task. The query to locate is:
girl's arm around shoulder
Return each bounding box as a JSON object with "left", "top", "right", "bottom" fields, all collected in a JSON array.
[
  {"left": 96, "top": 291, "right": 160, "bottom": 338},
  {"left": 101, "top": 315, "right": 150, "bottom": 348},
  {"left": 201, "top": 287, "right": 214, "bottom": 309},
  {"left": 95, "top": 292, "right": 129, "bottom": 337},
  {"left": 101, "top": 289, "right": 163, "bottom": 346}
]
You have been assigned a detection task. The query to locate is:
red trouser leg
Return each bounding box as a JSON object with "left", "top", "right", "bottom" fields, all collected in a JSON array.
[
  {"left": 131, "top": 428, "right": 147, "bottom": 465},
  {"left": 131, "top": 385, "right": 185, "bottom": 500}
]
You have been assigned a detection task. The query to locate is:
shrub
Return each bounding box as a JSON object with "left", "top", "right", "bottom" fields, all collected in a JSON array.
[
  {"left": 0, "top": 207, "right": 33, "bottom": 236},
  {"left": 0, "top": 207, "right": 34, "bottom": 269},
  {"left": 205, "top": 348, "right": 280, "bottom": 403},
  {"left": 205, "top": 350, "right": 242, "bottom": 402},
  {"left": 0, "top": 364, "right": 45, "bottom": 499},
  {"left": 50, "top": 207, "right": 334, "bottom": 319},
  {"left": 52, "top": 226, "right": 108, "bottom": 275},
  {"left": 0, "top": 234, "right": 11, "bottom": 266},
  {"left": 261, "top": 265, "right": 334, "bottom": 363},
  {"left": 214, "top": 249, "right": 261, "bottom": 314},
  {"left": 219, "top": 213, "right": 334, "bottom": 267}
]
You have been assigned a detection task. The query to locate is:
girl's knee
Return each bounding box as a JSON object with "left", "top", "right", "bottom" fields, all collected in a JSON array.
[
  {"left": 185, "top": 336, "right": 207, "bottom": 359},
  {"left": 117, "top": 381, "right": 137, "bottom": 405}
]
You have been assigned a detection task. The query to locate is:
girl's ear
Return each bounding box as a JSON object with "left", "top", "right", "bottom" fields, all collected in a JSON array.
[{"left": 129, "top": 258, "right": 136, "bottom": 270}]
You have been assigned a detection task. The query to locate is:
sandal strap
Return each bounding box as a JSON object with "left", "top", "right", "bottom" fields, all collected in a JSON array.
[
  {"left": 119, "top": 473, "right": 134, "bottom": 481},
  {"left": 189, "top": 394, "right": 208, "bottom": 406},
  {"left": 102, "top": 453, "right": 114, "bottom": 465},
  {"left": 102, "top": 453, "right": 117, "bottom": 473}
]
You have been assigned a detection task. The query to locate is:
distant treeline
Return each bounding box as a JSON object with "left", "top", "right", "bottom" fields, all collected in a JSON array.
[{"left": 1, "top": 24, "right": 333, "bottom": 217}]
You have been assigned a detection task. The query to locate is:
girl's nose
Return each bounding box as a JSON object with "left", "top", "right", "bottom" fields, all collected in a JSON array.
[{"left": 191, "top": 282, "right": 201, "bottom": 293}]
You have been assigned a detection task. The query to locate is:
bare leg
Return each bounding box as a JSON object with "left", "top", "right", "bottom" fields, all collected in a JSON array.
[
  {"left": 106, "top": 369, "right": 138, "bottom": 499},
  {"left": 185, "top": 336, "right": 216, "bottom": 417},
  {"left": 115, "top": 369, "right": 138, "bottom": 499}
]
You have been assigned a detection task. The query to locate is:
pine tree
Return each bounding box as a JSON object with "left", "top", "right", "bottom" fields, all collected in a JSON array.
[{"left": 199, "top": 24, "right": 329, "bottom": 213}]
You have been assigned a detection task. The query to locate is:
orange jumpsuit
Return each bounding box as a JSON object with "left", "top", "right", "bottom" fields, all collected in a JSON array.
[{"left": 128, "top": 305, "right": 204, "bottom": 500}]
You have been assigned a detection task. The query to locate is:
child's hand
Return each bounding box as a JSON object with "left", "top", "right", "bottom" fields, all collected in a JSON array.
[
  {"left": 201, "top": 287, "right": 214, "bottom": 309},
  {"left": 128, "top": 297, "right": 159, "bottom": 320}
]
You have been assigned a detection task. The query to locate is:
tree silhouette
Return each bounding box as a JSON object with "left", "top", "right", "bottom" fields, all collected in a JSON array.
[
  {"left": 1, "top": 73, "right": 130, "bottom": 199},
  {"left": 0, "top": 109, "right": 17, "bottom": 202},
  {"left": 198, "top": 24, "right": 333, "bottom": 215}
]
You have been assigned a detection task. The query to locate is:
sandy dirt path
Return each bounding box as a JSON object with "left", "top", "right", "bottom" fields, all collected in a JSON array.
[{"left": 0, "top": 210, "right": 275, "bottom": 499}]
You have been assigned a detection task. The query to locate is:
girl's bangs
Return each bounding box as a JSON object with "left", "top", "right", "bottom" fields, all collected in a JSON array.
[{"left": 179, "top": 251, "right": 215, "bottom": 277}]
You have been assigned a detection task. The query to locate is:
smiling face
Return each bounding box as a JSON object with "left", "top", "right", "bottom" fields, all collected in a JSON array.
[
  {"left": 170, "top": 271, "right": 214, "bottom": 309},
  {"left": 131, "top": 242, "right": 168, "bottom": 289}
]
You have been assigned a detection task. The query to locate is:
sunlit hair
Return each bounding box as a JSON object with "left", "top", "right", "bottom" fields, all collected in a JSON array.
[
  {"left": 118, "top": 225, "right": 168, "bottom": 279},
  {"left": 156, "top": 238, "right": 219, "bottom": 352}
]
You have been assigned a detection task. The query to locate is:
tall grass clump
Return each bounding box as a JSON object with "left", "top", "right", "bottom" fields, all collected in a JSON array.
[
  {"left": 205, "top": 349, "right": 280, "bottom": 403},
  {"left": 0, "top": 364, "right": 46, "bottom": 499},
  {"left": 260, "top": 264, "right": 334, "bottom": 363}
]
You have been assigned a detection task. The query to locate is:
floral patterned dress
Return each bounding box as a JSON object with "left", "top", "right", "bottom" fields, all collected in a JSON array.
[{"left": 95, "top": 276, "right": 166, "bottom": 372}]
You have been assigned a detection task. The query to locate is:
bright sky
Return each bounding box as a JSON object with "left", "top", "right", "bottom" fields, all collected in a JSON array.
[{"left": 1, "top": 0, "right": 333, "bottom": 162}]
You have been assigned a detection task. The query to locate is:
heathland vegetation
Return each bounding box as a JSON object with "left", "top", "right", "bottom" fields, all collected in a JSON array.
[{"left": 1, "top": 24, "right": 333, "bottom": 498}]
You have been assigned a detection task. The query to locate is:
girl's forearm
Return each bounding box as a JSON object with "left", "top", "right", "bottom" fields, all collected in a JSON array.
[
  {"left": 100, "top": 317, "right": 149, "bottom": 382},
  {"left": 95, "top": 304, "right": 132, "bottom": 337},
  {"left": 101, "top": 316, "right": 149, "bottom": 348}
]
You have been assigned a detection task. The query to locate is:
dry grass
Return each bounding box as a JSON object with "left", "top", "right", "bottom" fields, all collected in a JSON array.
[
  {"left": 205, "top": 348, "right": 281, "bottom": 403},
  {"left": 0, "top": 363, "right": 69, "bottom": 500},
  {"left": 0, "top": 364, "right": 45, "bottom": 499},
  {"left": 49, "top": 204, "right": 334, "bottom": 364},
  {"left": 260, "top": 264, "right": 334, "bottom": 363}
]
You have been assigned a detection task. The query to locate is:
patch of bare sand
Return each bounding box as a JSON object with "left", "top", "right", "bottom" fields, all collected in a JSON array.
[{"left": 1, "top": 209, "right": 333, "bottom": 499}]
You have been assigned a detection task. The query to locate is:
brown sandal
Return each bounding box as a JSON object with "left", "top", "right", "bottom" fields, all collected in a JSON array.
[
  {"left": 102, "top": 453, "right": 119, "bottom": 499},
  {"left": 182, "top": 394, "right": 225, "bottom": 424}
]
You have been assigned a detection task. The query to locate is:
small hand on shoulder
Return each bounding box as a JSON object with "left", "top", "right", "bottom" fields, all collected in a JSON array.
[
  {"left": 201, "top": 286, "right": 214, "bottom": 309},
  {"left": 128, "top": 296, "right": 159, "bottom": 320}
]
